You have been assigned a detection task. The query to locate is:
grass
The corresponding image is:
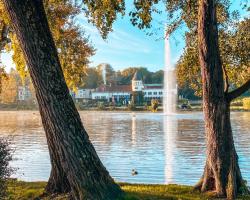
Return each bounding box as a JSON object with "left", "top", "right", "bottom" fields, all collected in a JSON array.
[{"left": 6, "top": 180, "right": 250, "bottom": 200}]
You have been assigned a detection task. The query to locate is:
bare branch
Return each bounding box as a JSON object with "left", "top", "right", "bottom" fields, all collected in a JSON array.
[{"left": 227, "top": 79, "right": 250, "bottom": 102}]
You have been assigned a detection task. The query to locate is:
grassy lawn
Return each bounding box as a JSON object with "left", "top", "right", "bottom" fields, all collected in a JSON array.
[{"left": 6, "top": 180, "right": 250, "bottom": 200}]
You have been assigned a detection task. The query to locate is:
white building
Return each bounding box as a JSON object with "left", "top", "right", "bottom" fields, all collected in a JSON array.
[
  {"left": 18, "top": 86, "right": 32, "bottom": 101},
  {"left": 91, "top": 71, "right": 164, "bottom": 103},
  {"left": 132, "top": 71, "right": 144, "bottom": 91},
  {"left": 75, "top": 89, "right": 92, "bottom": 99},
  {"left": 71, "top": 89, "right": 93, "bottom": 102},
  {"left": 92, "top": 84, "right": 131, "bottom": 103},
  {"left": 131, "top": 71, "right": 163, "bottom": 101},
  {"left": 143, "top": 84, "right": 163, "bottom": 100}
]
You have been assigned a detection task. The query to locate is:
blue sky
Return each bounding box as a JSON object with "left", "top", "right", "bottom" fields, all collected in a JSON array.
[{"left": 1, "top": 0, "right": 248, "bottom": 73}]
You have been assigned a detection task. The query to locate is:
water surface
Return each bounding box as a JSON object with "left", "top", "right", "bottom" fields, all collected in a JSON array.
[{"left": 0, "top": 111, "right": 249, "bottom": 185}]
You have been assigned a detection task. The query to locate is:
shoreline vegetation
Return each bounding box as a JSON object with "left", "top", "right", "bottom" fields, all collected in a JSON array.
[
  {"left": 0, "top": 104, "right": 249, "bottom": 112},
  {"left": 7, "top": 180, "right": 250, "bottom": 200},
  {"left": 1, "top": 97, "right": 249, "bottom": 112}
]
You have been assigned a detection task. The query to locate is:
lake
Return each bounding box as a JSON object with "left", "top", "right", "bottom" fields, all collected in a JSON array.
[{"left": 0, "top": 111, "right": 249, "bottom": 185}]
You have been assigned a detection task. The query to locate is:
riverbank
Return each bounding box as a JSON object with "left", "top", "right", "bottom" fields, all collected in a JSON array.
[
  {"left": 7, "top": 180, "right": 250, "bottom": 200},
  {"left": 0, "top": 105, "right": 249, "bottom": 112},
  {"left": 6, "top": 181, "right": 213, "bottom": 199}
]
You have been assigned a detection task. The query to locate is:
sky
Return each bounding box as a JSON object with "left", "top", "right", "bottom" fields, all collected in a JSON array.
[{"left": 1, "top": 0, "right": 249, "bottom": 73}]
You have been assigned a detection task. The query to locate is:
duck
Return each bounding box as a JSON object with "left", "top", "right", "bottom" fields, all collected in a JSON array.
[{"left": 131, "top": 169, "right": 138, "bottom": 176}]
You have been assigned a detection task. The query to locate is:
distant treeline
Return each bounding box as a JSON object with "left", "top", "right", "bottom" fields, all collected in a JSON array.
[
  {"left": 1, "top": 65, "right": 203, "bottom": 103},
  {"left": 82, "top": 64, "right": 164, "bottom": 89}
]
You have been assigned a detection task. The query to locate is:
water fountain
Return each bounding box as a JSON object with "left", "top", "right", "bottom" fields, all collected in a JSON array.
[
  {"left": 101, "top": 63, "right": 106, "bottom": 85},
  {"left": 163, "top": 34, "right": 178, "bottom": 184},
  {"left": 163, "top": 34, "right": 177, "bottom": 114}
]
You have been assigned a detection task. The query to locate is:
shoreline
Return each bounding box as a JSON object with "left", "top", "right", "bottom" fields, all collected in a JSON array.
[
  {"left": 0, "top": 108, "right": 249, "bottom": 112},
  {"left": 7, "top": 180, "right": 250, "bottom": 200},
  {"left": 0, "top": 102, "right": 249, "bottom": 112}
]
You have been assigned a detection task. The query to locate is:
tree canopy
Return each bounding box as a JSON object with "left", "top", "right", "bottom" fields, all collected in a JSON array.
[
  {"left": 177, "top": 17, "right": 250, "bottom": 97},
  {"left": 0, "top": 0, "right": 95, "bottom": 90}
]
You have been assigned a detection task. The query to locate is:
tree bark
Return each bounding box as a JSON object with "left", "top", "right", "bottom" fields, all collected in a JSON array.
[
  {"left": 196, "top": 0, "right": 246, "bottom": 199},
  {"left": 2, "top": 0, "right": 122, "bottom": 199}
]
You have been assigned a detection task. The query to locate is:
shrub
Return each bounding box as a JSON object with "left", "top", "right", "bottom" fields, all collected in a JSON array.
[
  {"left": 151, "top": 99, "right": 159, "bottom": 112},
  {"left": 243, "top": 98, "right": 250, "bottom": 110},
  {"left": 0, "top": 138, "right": 13, "bottom": 198},
  {"left": 97, "top": 102, "right": 105, "bottom": 110}
]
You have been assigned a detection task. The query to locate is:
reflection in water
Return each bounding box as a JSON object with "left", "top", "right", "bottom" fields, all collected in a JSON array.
[
  {"left": 164, "top": 115, "right": 177, "bottom": 184},
  {"left": 0, "top": 111, "right": 249, "bottom": 185},
  {"left": 131, "top": 113, "right": 136, "bottom": 146}
]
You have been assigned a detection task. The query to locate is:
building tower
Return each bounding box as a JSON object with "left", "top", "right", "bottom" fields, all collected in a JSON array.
[
  {"left": 132, "top": 71, "right": 144, "bottom": 92},
  {"left": 131, "top": 71, "right": 144, "bottom": 105}
]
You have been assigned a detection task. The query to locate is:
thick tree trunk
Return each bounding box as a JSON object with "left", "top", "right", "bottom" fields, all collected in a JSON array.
[
  {"left": 196, "top": 0, "right": 245, "bottom": 199},
  {"left": 3, "top": 0, "right": 122, "bottom": 199},
  {"left": 42, "top": 125, "right": 70, "bottom": 194}
]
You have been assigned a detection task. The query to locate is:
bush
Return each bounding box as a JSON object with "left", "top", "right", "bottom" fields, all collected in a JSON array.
[
  {"left": 178, "top": 98, "right": 189, "bottom": 105},
  {"left": 0, "top": 138, "right": 13, "bottom": 198},
  {"left": 243, "top": 98, "right": 250, "bottom": 110},
  {"left": 97, "top": 102, "right": 105, "bottom": 110},
  {"left": 151, "top": 99, "right": 159, "bottom": 112}
]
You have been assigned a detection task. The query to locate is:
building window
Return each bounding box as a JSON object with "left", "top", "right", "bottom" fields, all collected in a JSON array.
[
  {"left": 135, "top": 87, "right": 138, "bottom": 89},
  {"left": 153, "top": 92, "right": 157, "bottom": 95},
  {"left": 148, "top": 92, "right": 152, "bottom": 95},
  {"left": 159, "top": 91, "right": 163, "bottom": 95}
]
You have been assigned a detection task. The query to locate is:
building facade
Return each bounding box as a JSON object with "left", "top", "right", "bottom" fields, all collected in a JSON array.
[
  {"left": 92, "top": 85, "right": 131, "bottom": 104},
  {"left": 18, "top": 86, "right": 32, "bottom": 101},
  {"left": 91, "top": 71, "right": 164, "bottom": 103}
]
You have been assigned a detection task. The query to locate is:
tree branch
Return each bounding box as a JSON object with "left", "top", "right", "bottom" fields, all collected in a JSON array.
[
  {"left": 227, "top": 79, "right": 250, "bottom": 102},
  {"left": 0, "top": 22, "right": 11, "bottom": 51},
  {"left": 222, "top": 65, "right": 229, "bottom": 93}
]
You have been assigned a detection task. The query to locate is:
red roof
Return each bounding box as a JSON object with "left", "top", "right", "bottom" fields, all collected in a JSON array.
[
  {"left": 95, "top": 84, "right": 132, "bottom": 92},
  {"left": 144, "top": 84, "right": 163, "bottom": 89}
]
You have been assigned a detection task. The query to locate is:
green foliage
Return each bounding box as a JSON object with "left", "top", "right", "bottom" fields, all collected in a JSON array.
[
  {"left": 0, "top": 0, "right": 95, "bottom": 90},
  {"left": 80, "top": 66, "right": 163, "bottom": 89},
  {"left": 8, "top": 181, "right": 250, "bottom": 200},
  {"left": 7, "top": 180, "right": 46, "bottom": 200},
  {"left": 81, "top": 67, "right": 102, "bottom": 88},
  {"left": 118, "top": 67, "right": 163, "bottom": 85},
  {"left": 81, "top": 0, "right": 125, "bottom": 39},
  {"left": 151, "top": 99, "right": 159, "bottom": 112},
  {"left": 176, "top": 18, "right": 250, "bottom": 97},
  {"left": 97, "top": 101, "right": 105, "bottom": 110},
  {"left": 0, "top": 138, "right": 13, "bottom": 198},
  {"left": 129, "top": 0, "right": 160, "bottom": 30},
  {"left": 96, "top": 63, "right": 116, "bottom": 85}
]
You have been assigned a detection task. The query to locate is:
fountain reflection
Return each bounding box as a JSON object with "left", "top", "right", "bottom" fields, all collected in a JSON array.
[
  {"left": 164, "top": 114, "right": 178, "bottom": 184},
  {"left": 163, "top": 32, "right": 178, "bottom": 183},
  {"left": 131, "top": 113, "right": 137, "bottom": 146}
]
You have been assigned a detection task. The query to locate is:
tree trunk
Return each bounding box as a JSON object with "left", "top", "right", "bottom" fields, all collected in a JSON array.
[
  {"left": 42, "top": 124, "right": 70, "bottom": 194},
  {"left": 3, "top": 0, "right": 122, "bottom": 199},
  {"left": 196, "top": 0, "right": 245, "bottom": 199}
]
